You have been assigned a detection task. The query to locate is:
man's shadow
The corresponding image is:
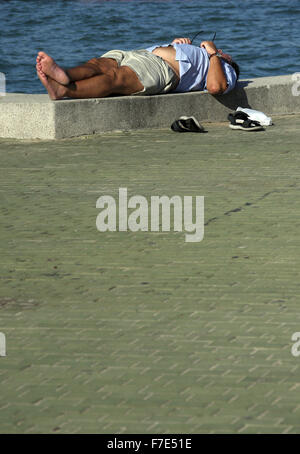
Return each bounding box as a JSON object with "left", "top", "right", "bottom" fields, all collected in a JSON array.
[{"left": 214, "top": 80, "right": 253, "bottom": 109}]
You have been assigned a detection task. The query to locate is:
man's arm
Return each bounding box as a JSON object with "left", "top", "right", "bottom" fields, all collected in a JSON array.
[{"left": 201, "top": 41, "right": 228, "bottom": 95}]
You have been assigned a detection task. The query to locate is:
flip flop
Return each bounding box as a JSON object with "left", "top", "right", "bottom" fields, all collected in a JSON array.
[
  {"left": 228, "top": 111, "right": 264, "bottom": 131},
  {"left": 171, "top": 116, "right": 206, "bottom": 133}
]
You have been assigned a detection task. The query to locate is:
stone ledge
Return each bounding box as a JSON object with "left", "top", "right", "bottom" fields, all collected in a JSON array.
[{"left": 0, "top": 75, "right": 299, "bottom": 139}]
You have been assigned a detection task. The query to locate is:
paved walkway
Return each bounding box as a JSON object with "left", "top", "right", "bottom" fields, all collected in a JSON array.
[{"left": 0, "top": 115, "right": 300, "bottom": 433}]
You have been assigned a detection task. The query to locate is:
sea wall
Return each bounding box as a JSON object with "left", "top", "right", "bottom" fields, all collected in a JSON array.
[{"left": 0, "top": 75, "right": 299, "bottom": 140}]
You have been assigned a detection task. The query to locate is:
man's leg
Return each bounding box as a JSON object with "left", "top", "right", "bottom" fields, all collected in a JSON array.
[
  {"left": 64, "top": 66, "right": 144, "bottom": 98},
  {"left": 66, "top": 58, "right": 119, "bottom": 82},
  {"left": 37, "top": 52, "right": 121, "bottom": 84},
  {"left": 37, "top": 64, "right": 144, "bottom": 99},
  {"left": 36, "top": 52, "right": 123, "bottom": 85}
]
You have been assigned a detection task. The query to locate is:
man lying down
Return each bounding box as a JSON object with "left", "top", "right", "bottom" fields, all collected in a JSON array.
[{"left": 36, "top": 37, "right": 239, "bottom": 100}]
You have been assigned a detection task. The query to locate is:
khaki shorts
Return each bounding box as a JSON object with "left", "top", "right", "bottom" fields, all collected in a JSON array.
[{"left": 100, "top": 49, "right": 179, "bottom": 95}]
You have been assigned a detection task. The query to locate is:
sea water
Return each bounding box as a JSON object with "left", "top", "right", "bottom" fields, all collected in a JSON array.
[{"left": 1, "top": 0, "right": 299, "bottom": 94}]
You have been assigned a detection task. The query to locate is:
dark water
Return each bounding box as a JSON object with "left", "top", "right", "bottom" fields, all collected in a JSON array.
[{"left": 1, "top": 0, "right": 299, "bottom": 93}]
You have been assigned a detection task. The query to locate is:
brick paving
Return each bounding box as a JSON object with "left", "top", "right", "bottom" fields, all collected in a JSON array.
[{"left": 0, "top": 115, "right": 300, "bottom": 433}]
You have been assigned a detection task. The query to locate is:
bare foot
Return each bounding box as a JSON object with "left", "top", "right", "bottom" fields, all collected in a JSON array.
[
  {"left": 36, "top": 64, "right": 67, "bottom": 100},
  {"left": 36, "top": 51, "right": 70, "bottom": 85}
]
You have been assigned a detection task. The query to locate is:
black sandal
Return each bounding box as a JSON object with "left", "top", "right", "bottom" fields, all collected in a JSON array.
[
  {"left": 228, "top": 111, "right": 264, "bottom": 131},
  {"left": 171, "top": 116, "right": 206, "bottom": 133}
]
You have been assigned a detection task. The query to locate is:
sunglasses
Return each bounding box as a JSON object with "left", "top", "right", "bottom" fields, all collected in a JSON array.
[{"left": 191, "top": 31, "right": 217, "bottom": 45}]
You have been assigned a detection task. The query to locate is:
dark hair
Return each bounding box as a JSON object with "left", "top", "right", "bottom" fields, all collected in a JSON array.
[{"left": 230, "top": 61, "right": 240, "bottom": 80}]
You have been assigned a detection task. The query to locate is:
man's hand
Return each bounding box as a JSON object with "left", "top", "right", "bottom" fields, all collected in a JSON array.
[
  {"left": 200, "top": 40, "right": 218, "bottom": 56},
  {"left": 172, "top": 37, "right": 191, "bottom": 45}
]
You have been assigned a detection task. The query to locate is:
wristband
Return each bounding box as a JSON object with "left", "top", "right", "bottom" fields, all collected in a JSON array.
[{"left": 209, "top": 52, "right": 222, "bottom": 59}]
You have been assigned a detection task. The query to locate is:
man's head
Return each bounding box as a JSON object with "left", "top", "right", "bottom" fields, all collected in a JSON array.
[{"left": 229, "top": 60, "right": 240, "bottom": 80}]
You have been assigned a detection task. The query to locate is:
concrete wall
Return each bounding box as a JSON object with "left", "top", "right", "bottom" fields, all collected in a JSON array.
[{"left": 0, "top": 74, "right": 299, "bottom": 140}]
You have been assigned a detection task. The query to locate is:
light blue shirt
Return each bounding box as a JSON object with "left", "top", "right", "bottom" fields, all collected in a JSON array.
[{"left": 146, "top": 43, "right": 237, "bottom": 94}]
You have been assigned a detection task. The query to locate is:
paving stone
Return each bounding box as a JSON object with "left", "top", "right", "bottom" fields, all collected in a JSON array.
[{"left": 1, "top": 116, "right": 300, "bottom": 433}]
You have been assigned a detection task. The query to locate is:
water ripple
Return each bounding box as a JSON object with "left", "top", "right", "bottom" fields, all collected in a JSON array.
[{"left": 1, "top": 0, "right": 299, "bottom": 93}]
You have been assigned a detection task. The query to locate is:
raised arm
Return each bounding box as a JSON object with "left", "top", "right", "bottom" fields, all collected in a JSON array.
[{"left": 201, "top": 41, "right": 228, "bottom": 95}]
